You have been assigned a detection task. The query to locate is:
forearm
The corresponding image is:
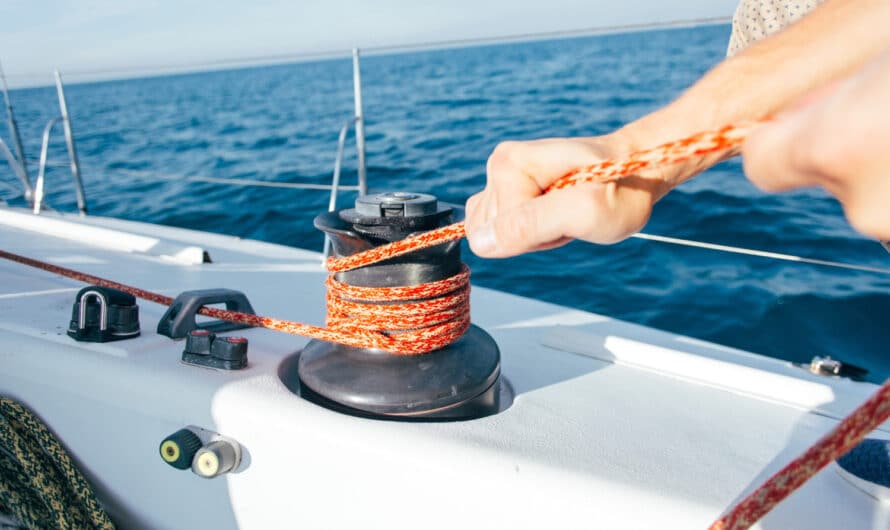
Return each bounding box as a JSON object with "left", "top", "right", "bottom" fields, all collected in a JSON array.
[{"left": 617, "top": 0, "right": 890, "bottom": 187}]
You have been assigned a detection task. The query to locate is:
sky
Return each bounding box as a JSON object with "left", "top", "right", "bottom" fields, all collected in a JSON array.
[{"left": 1, "top": 0, "right": 738, "bottom": 87}]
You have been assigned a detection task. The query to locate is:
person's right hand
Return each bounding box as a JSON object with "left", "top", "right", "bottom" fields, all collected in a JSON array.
[
  {"left": 742, "top": 47, "right": 890, "bottom": 241},
  {"left": 464, "top": 134, "right": 671, "bottom": 258}
]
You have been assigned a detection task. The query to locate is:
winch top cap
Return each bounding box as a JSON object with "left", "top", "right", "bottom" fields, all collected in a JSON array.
[{"left": 355, "top": 191, "right": 438, "bottom": 218}]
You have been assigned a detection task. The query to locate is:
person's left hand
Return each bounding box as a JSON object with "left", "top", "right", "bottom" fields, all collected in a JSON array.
[{"left": 465, "top": 133, "right": 670, "bottom": 258}]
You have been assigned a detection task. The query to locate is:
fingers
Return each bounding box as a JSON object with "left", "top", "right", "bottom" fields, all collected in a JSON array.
[
  {"left": 466, "top": 138, "right": 620, "bottom": 257},
  {"left": 466, "top": 135, "right": 664, "bottom": 258},
  {"left": 484, "top": 139, "right": 605, "bottom": 217},
  {"left": 467, "top": 189, "right": 577, "bottom": 257},
  {"left": 466, "top": 178, "right": 655, "bottom": 257}
]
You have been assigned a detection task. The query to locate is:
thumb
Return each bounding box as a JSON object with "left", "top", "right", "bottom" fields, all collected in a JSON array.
[{"left": 466, "top": 190, "right": 573, "bottom": 258}]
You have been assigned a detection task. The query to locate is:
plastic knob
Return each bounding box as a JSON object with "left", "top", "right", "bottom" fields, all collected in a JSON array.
[
  {"left": 182, "top": 334, "right": 248, "bottom": 370},
  {"left": 210, "top": 336, "right": 248, "bottom": 366},
  {"left": 159, "top": 428, "right": 202, "bottom": 470},
  {"left": 184, "top": 329, "right": 214, "bottom": 355},
  {"left": 193, "top": 440, "right": 239, "bottom": 478}
]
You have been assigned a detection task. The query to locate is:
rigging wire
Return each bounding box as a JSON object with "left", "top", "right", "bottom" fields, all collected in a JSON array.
[
  {"left": 182, "top": 175, "right": 361, "bottom": 191},
  {"left": 87, "top": 166, "right": 362, "bottom": 191},
  {"left": 49, "top": 163, "right": 890, "bottom": 276},
  {"left": 631, "top": 233, "right": 890, "bottom": 275}
]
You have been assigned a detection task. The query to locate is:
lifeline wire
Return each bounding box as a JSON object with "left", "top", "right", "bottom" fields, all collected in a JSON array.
[
  {"left": 631, "top": 232, "right": 890, "bottom": 275},
  {"left": 3, "top": 117, "right": 888, "bottom": 529}
]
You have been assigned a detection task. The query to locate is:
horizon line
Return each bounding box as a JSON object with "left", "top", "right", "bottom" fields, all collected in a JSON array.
[{"left": 4, "top": 15, "right": 732, "bottom": 89}]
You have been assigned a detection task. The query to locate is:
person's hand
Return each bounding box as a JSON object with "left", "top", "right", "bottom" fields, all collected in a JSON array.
[
  {"left": 742, "top": 48, "right": 890, "bottom": 241},
  {"left": 464, "top": 135, "right": 671, "bottom": 258}
]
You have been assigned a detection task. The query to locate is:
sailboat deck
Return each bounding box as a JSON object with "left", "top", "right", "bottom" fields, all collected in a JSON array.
[{"left": 0, "top": 206, "right": 886, "bottom": 529}]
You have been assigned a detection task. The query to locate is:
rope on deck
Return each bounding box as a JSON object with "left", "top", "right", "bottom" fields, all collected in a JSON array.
[{"left": 0, "top": 397, "right": 114, "bottom": 530}]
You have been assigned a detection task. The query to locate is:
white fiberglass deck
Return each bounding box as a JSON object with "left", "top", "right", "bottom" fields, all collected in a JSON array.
[{"left": 0, "top": 206, "right": 887, "bottom": 529}]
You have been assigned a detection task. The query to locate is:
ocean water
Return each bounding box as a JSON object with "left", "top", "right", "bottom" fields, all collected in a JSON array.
[{"left": 3, "top": 24, "right": 890, "bottom": 381}]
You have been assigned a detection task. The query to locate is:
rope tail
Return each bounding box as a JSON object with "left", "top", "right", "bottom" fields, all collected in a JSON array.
[{"left": 0, "top": 397, "right": 115, "bottom": 530}]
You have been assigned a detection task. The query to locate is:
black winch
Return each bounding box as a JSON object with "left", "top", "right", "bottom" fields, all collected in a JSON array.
[{"left": 282, "top": 192, "right": 503, "bottom": 421}]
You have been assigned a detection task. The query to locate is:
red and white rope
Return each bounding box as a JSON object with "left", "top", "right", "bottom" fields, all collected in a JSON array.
[{"left": 709, "top": 380, "right": 890, "bottom": 530}]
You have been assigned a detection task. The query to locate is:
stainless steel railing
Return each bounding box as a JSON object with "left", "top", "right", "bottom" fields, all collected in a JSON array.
[
  {"left": 3, "top": 48, "right": 369, "bottom": 214},
  {"left": 2, "top": 50, "right": 371, "bottom": 255},
  {"left": 32, "top": 116, "right": 63, "bottom": 214},
  {"left": 32, "top": 71, "right": 87, "bottom": 215},
  {"left": 2, "top": 68, "right": 87, "bottom": 215},
  {"left": 53, "top": 70, "right": 87, "bottom": 214},
  {"left": 1, "top": 60, "right": 32, "bottom": 203},
  {"left": 352, "top": 48, "right": 368, "bottom": 197},
  {"left": 322, "top": 116, "right": 358, "bottom": 259},
  {"left": 0, "top": 137, "right": 31, "bottom": 202}
]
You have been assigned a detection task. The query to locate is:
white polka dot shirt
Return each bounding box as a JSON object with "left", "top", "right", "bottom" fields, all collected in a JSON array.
[{"left": 727, "top": 0, "right": 826, "bottom": 56}]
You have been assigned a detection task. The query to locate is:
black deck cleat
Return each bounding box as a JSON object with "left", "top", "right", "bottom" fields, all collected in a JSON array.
[{"left": 67, "top": 286, "right": 140, "bottom": 343}]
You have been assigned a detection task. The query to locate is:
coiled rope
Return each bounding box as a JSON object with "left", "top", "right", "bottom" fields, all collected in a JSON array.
[
  {"left": 324, "top": 264, "right": 471, "bottom": 354},
  {"left": 3, "top": 118, "right": 889, "bottom": 529},
  {"left": 0, "top": 397, "right": 115, "bottom": 530}
]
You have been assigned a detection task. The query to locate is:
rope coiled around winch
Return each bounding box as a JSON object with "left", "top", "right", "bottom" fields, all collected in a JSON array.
[
  {"left": 0, "top": 397, "right": 114, "bottom": 530},
  {"left": 325, "top": 265, "right": 471, "bottom": 353}
]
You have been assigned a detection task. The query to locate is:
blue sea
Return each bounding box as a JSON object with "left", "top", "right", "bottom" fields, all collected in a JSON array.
[{"left": 4, "top": 24, "right": 890, "bottom": 382}]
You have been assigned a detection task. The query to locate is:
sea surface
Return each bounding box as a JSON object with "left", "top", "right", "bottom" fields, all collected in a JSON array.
[{"left": 4, "top": 24, "right": 890, "bottom": 381}]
